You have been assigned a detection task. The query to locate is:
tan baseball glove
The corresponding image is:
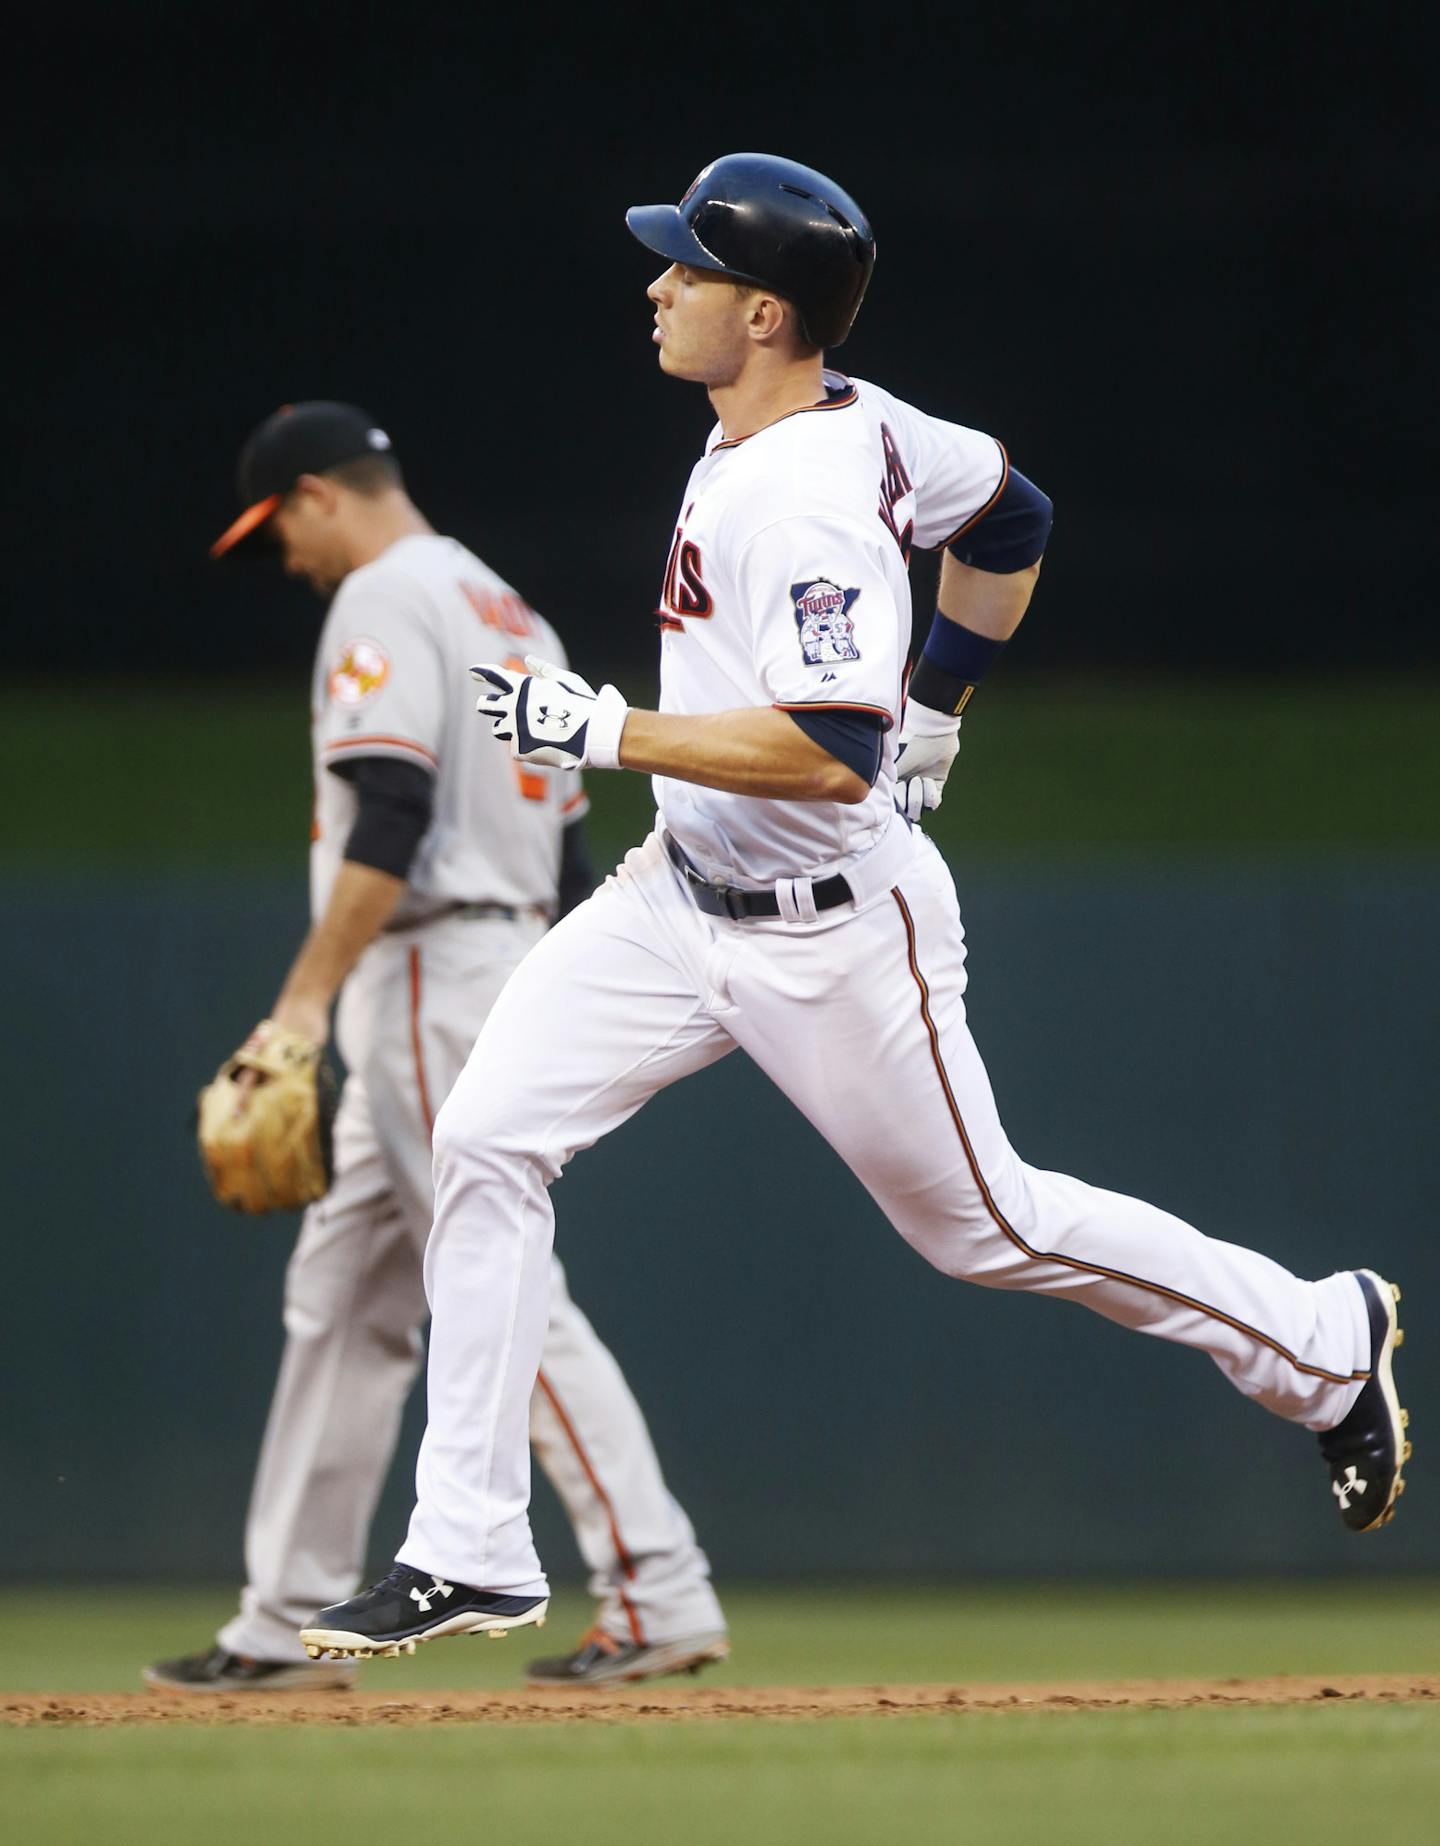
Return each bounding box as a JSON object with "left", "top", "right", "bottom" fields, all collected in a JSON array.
[{"left": 197, "top": 1019, "right": 338, "bottom": 1212}]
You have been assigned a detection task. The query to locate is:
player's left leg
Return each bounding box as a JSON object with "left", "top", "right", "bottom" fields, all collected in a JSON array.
[
  {"left": 300, "top": 838, "right": 738, "bottom": 1660},
  {"left": 721, "top": 834, "right": 1406, "bottom": 1528},
  {"left": 192, "top": 1077, "right": 426, "bottom": 1681},
  {"left": 373, "top": 910, "right": 728, "bottom": 1673}
]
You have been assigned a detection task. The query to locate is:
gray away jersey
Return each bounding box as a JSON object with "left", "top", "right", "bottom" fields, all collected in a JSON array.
[{"left": 310, "top": 534, "right": 587, "bottom": 926}]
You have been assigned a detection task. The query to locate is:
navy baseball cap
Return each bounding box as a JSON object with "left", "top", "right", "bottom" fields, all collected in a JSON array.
[{"left": 210, "top": 401, "right": 396, "bottom": 558}]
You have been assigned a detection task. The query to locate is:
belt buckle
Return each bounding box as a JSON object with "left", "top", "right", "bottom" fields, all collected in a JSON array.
[
  {"left": 698, "top": 868, "right": 746, "bottom": 921},
  {"left": 668, "top": 834, "right": 746, "bottom": 920},
  {"left": 700, "top": 869, "right": 746, "bottom": 921}
]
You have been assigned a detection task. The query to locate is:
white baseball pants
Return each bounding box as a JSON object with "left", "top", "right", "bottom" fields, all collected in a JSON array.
[
  {"left": 218, "top": 912, "right": 723, "bottom": 1664},
  {"left": 400, "top": 826, "right": 1372, "bottom": 1595}
]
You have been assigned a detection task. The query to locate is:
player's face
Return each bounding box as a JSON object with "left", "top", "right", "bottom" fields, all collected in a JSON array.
[
  {"left": 647, "top": 263, "right": 753, "bottom": 385},
  {"left": 270, "top": 489, "right": 350, "bottom": 597}
]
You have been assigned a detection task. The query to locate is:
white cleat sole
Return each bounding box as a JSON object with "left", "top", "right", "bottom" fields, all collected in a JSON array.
[
  {"left": 1355, "top": 1270, "right": 1411, "bottom": 1532},
  {"left": 300, "top": 1599, "right": 548, "bottom": 1661}
]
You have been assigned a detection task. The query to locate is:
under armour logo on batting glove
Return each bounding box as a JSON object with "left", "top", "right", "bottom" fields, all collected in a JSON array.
[{"left": 471, "top": 655, "right": 629, "bottom": 770}]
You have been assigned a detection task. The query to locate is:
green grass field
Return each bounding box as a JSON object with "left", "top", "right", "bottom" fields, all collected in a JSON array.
[
  {"left": 3, "top": 1582, "right": 1437, "bottom": 1845},
  {"left": 7, "top": 676, "right": 1439, "bottom": 870},
  {"left": 9, "top": 684, "right": 1438, "bottom": 1842}
]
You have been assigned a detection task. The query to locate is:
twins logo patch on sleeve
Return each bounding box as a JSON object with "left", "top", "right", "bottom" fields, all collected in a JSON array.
[{"left": 791, "top": 580, "right": 861, "bottom": 666}]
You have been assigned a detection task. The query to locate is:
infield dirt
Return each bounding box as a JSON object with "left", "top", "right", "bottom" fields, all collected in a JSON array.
[{"left": 6, "top": 1674, "right": 1438, "bottom": 1727}]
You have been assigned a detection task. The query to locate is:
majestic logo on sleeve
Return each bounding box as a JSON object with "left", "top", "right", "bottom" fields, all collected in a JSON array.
[
  {"left": 328, "top": 638, "right": 390, "bottom": 706},
  {"left": 791, "top": 580, "right": 861, "bottom": 665}
]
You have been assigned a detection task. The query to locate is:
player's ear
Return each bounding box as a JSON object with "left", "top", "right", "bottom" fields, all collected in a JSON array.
[
  {"left": 745, "top": 290, "right": 789, "bottom": 344},
  {"left": 292, "top": 472, "right": 340, "bottom": 517},
  {"left": 747, "top": 291, "right": 812, "bottom": 353}
]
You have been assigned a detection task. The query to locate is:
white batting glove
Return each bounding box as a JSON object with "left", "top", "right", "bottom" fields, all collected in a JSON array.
[
  {"left": 471, "top": 655, "right": 629, "bottom": 770},
  {"left": 894, "top": 700, "right": 962, "bottom": 819},
  {"left": 894, "top": 774, "right": 945, "bottom": 822}
]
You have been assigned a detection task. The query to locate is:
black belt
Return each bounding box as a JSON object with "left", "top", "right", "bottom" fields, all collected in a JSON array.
[
  {"left": 391, "top": 900, "right": 554, "bottom": 931},
  {"left": 451, "top": 901, "right": 553, "bottom": 924},
  {"left": 663, "top": 832, "right": 853, "bottom": 921}
]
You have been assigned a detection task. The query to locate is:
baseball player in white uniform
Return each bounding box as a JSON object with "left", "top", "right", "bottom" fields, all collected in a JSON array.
[
  {"left": 146, "top": 402, "right": 727, "bottom": 1692},
  {"left": 299, "top": 159, "right": 1411, "bottom": 1663}
]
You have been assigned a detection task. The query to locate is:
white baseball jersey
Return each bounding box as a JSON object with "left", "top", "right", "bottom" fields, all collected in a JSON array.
[
  {"left": 653, "top": 372, "right": 1006, "bottom": 887},
  {"left": 310, "top": 534, "right": 587, "bottom": 927},
  {"left": 397, "top": 368, "right": 1376, "bottom": 1604}
]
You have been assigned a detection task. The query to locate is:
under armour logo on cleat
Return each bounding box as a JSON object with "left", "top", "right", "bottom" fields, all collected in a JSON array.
[
  {"left": 409, "top": 1576, "right": 454, "bottom": 1613},
  {"left": 1332, "top": 1466, "right": 1368, "bottom": 1509}
]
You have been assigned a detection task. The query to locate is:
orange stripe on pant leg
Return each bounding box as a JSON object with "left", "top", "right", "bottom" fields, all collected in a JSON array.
[
  {"left": 535, "top": 1369, "right": 646, "bottom": 1646},
  {"left": 408, "top": 946, "right": 435, "bottom": 1135},
  {"left": 890, "top": 888, "right": 1368, "bottom": 1388}
]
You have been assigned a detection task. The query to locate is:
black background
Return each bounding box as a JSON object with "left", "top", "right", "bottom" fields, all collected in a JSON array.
[{"left": 9, "top": 1, "right": 1437, "bottom": 678}]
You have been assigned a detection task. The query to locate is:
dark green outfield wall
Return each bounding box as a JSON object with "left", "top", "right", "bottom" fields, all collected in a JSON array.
[{"left": 3, "top": 858, "right": 1436, "bottom": 1581}]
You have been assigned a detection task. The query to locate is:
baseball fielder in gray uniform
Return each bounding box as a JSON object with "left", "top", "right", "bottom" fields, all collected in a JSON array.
[{"left": 145, "top": 402, "right": 727, "bottom": 1692}]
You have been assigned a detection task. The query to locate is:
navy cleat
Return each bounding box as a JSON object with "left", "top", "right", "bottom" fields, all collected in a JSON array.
[
  {"left": 525, "top": 1626, "right": 730, "bottom": 1688},
  {"left": 1319, "top": 1270, "right": 1411, "bottom": 1533},
  {"left": 299, "top": 1563, "right": 548, "bottom": 1660}
]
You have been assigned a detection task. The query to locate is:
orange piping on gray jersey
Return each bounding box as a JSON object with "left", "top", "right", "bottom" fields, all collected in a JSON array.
[
  {"left": 710, "top": 382, "right": 859, "bottom": 451},
  {"left": 773, "top": 699, "right": 894, "bottom": 732},
  {"left": 561, "top": 787, "right": 588, "bottom": 817},
  {"left": 323, "top": 733, "right": 439, "bottom": 770},
  {"left": 933, "top": 440, "right": 1010, "bottom": 551},
  {"left": 891, "top": 888, "right": 1372, "bottom": 1389},
  {"left": 408, "top": 948, "right": 437, "bottom": 1136},
  {"left": 533, "top": 1370, "right": 647, "bottom": 1647}
]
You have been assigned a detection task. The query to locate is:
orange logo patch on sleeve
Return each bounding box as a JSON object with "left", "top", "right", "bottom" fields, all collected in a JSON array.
[{"left": 329, "top": 638, "right": 391, "bottom": 706}]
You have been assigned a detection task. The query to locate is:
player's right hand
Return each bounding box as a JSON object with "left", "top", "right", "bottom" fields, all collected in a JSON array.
[
  {"left": 894, "top": 705, "right": 962, "bottom": 821},
  {"left": 894, "top": 774, "right": 944, "bottom": 822},
  {"left": 471, "top": 656, "right": 629, "bottom": 770}
]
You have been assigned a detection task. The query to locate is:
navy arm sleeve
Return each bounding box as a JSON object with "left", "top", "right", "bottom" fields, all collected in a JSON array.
[
  {"left": 332, "top": 755, "right": 435, "bottom": 880},
  {"left": 782, "top": 707, "right": 885, "bottom": 787}
]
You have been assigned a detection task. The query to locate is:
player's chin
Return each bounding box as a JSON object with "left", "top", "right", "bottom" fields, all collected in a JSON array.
[{"left": 657, "top": 349, "right": 719, "bottom": 387}]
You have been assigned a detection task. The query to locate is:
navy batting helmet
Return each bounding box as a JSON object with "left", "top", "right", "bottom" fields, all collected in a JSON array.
[{"left": 625, "top": 153, "right": 875, "bottom": 349}]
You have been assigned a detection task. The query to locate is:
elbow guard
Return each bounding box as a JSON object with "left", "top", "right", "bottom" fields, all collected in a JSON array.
[{"left": 948, "top": 466, "right": 1053, "bottom": 574}]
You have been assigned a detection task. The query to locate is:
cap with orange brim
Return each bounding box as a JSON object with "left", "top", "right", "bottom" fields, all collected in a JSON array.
[{"left": 210, "top": 401, "right": 396, "bottom": 559}]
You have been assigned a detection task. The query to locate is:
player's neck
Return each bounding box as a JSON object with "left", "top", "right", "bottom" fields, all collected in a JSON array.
[
  {"left": 708, "top": 353, "right": 827, "bottom": 444},
  {"left": 345, "top": 494, "right": 436, "bottom": 570}
]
